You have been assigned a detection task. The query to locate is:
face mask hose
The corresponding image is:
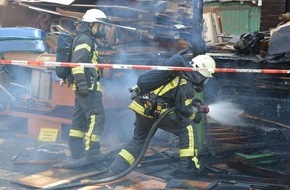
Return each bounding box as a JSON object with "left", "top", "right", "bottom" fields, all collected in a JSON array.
[{"left": 42, "top": 107, "right": 177, "bottom": 190}]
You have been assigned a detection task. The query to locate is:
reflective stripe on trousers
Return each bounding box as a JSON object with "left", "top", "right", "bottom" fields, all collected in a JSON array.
[
  {"left": 179, "top": 125, "right": 200, "bottom": 169},
  {"left": 119, "top": 149, "right": 135, "bottom": 166}
]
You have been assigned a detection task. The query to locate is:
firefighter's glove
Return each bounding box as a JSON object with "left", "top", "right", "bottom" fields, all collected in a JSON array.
[
  {"left": 192, "top": 98, "right": 202, "bottom": 109},
  {"left": 193, "top": 113, "right": 202, "bottom": 124},
  {"left": 195, "top": 84, "right": 203, "bottom": 93},
  {"left": 129, "top": 85, "right": 140, "bottom": 100},
  {"left": 192, "top": 98, "right": 209, "bottom": 114},
  {"left": 74, "top": 74, "right": 89, "bottom": 97}
]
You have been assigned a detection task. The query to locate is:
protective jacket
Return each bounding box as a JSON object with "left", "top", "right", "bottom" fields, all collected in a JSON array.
[
  {"left": 68, "top": 30, "right": 105, "bottom": 159},
  {"left": 71, "top": 31, "right": 101, "bottom": 91},
  {"left": 109, "top": 73, "right": 201, "bottom": 174},
  {"left": 130, "top": 75, "right": 198, "bottom": 120}
]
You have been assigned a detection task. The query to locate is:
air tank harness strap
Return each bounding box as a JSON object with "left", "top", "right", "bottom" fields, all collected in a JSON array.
[{"left": 143, "top": 94, "right": 171, "bottom": 118}]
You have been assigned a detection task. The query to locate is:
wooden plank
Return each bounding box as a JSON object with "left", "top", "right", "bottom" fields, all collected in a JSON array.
[
  {"left": 43, "top": 170, "right": 107, "bottom": 189},
  {"left": 203, "top": 13, "right": 218, "bottom": 44},
  {"left": 13, "top": 168, "right": 81, "bottom": 188},
  {"left": 210, "top": 163, "right": 237, "bottom": 173},
  {"left": 13, "top": 169, "right": 167, "bottom": 190},
  {"left": 212, "top": 13, "right": 223, "bottom": 43},
  {"left": 12, "top": 168, "right": 105, "bottom": 189},
  {"left": 55, "top": 7, "right": 83, "bottom": 20},
  {"left": 241, "top": 113, "right": 290, "bottom": 129},
  {"left": 179, "top": 179, "right": 211, "bottom": 189}
]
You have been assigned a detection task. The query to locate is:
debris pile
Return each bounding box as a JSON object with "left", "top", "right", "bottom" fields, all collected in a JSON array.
[{"left": 0, "top": 1, "right": 289, "bottom": 190}]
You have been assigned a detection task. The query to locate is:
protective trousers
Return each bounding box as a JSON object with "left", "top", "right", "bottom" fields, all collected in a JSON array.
[
  {"left": 109, "top": 112, "right": 199, "bottom": 174},
  {"left": 68, "top": 85, "right": 105, "bottom": 159}
]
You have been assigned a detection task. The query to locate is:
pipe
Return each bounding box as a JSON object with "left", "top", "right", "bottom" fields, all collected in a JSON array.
[
  {"left": 43, "top": 107, "right": 177, "bottom": 190},
  {"left": 1, "top": 59, "right": 290, "bottom": 74}
]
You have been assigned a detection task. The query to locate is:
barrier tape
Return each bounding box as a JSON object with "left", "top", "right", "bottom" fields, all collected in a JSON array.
[{"left": 1, "top": 59, "right": 290, "bottom": 74}]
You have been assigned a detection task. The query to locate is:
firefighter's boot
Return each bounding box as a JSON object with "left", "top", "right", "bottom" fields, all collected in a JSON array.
[
  {"left": 170, "top": 157, "right": 202, "bottom": 179},
  {"left": 54, "top": 143, "right": 106, "bottom": 169}
]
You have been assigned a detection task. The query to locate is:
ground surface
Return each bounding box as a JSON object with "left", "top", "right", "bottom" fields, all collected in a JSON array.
[
  {"left": 1, "top": 114, "right": 290, "bottom": 190},
  {"left": 0, "top": 115, "right": 173, "bottom": 190},
  {"left": 0, "top": 116, "right": 65, "bottom": 190}
]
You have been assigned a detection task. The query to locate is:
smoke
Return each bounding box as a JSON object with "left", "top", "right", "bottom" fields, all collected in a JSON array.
[
  {"left": 0, "top": 1, "right": 203, "bottom": 156},
  {"left": 100, "top": 69, "right": 175, "bottom": 152},
  {"left": 207, "top": 101, "right": 247, "bottom": 126},
  {"left": 100, "top": 70, "right": 140, "bottom": 152}
]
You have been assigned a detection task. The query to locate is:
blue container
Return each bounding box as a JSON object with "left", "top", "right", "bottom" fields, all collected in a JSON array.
[
  {"left": 0, "top": 27, "right": 46, "bottom": 41},
  {"left": 0, "top": 40, "right": 47, "bottom": 53}
]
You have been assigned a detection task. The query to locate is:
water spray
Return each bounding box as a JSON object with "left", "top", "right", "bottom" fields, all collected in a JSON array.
[{"left": 207, "top": 101, "right": 246, "bottom": 126}]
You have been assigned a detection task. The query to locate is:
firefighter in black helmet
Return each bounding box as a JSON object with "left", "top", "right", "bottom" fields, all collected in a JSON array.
[
  {"left": 108, "top": 54, "right": 216, "bottom": 178},
  {"left": 55, "top": 9, "right": 108, "bottom": 168}
]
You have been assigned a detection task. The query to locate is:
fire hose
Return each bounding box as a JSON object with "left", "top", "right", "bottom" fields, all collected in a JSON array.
[
  {"left": 43, "top": 107, "right": 177, "bottom": 190},
  {"left": 1, "top": 59, "right": 290, "bottom": 74}
]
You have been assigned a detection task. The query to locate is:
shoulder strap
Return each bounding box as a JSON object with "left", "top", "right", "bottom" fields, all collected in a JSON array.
[
  {"left": 174, "top": 76, "right": 182, "bottom": 99},
  {"left": 153, "top": 76, "right": 181, "bottom": 101},
  {"left": 72, "top": 33, "right": 95, "bottom": 60}
]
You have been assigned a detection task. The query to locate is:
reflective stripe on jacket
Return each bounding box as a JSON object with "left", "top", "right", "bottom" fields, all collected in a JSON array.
[
  {"left": 71, "top": 32, "right": 101, "bottom": 91},
  {"left": 129, "top": 76, "right": 197, "bottom": 120}
]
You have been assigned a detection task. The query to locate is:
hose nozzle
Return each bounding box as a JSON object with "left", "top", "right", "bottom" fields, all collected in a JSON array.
[{"left": 199, "top": 104, "right": 209, "bottom": 114}]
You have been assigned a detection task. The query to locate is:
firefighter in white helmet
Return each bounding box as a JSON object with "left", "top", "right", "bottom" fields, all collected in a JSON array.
[
  {"left": 55, "top": 9, "right": 108, "bottom": 169},
  {"left": 190, "top": 54, "right": 216, "bottom": 78},
  {"left": 108, "top": 54, "right": 216, "bottom": 179},
  {"left": 186, "top": 54, "right": 216, "bottom": 92}
]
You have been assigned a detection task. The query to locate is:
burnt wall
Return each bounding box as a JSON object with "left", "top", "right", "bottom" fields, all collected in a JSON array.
[
  {"left": 204, "top": 57, "right": 290, "bottom": 126},
  {"left": 260, "top": 0, "right": 287, "bottom": 31}
]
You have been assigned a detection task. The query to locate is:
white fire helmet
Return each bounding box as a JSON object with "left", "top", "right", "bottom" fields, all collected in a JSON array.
[
  {"left": 190, "top": 55, "right": 216, "bottom": 78},
  {"left": 82, "top": 9, "right": 107, "bottom": 23}
]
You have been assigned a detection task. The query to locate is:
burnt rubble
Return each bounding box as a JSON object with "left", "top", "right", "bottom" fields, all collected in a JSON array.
[{"left": 0, "top": 0, "right": 290, "bottom": 189}]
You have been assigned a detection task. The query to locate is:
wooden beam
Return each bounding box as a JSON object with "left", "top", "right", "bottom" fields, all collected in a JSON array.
[{"left": 241, "top": 113, "right": 290, "bottom": 129}]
